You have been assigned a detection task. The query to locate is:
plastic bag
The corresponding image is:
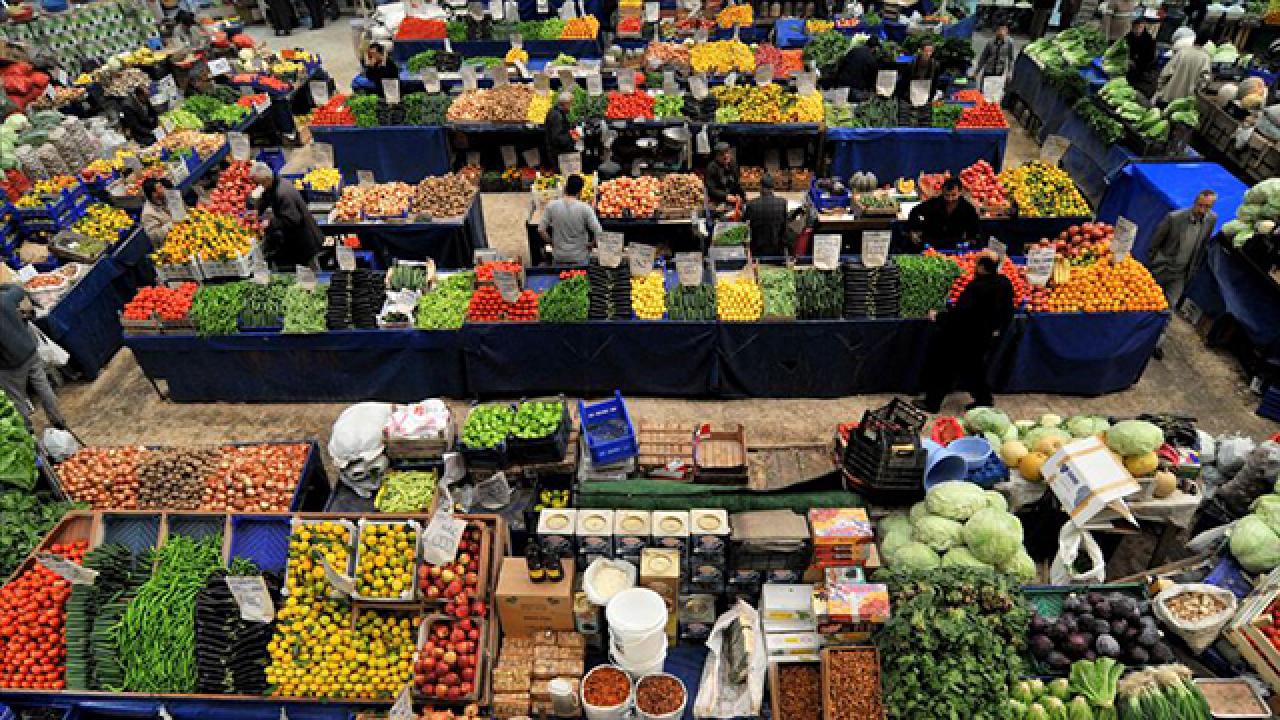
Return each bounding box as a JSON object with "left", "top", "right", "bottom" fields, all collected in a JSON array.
[
  {"left": 30, "top": 324, "right": 68, "bottom": 368},
  {"left": 1196, "top": 429, "right": 1217, "bottom": 465},
  {"left": 41, "top": 427, "right": 79, "bottom": 462},
  {"left": 1217, "top": 441, "right": 1280, "bottom": 518},
  {"left": 474, "top": 470, "right": 511, "bottom": 509},
  {"left": 693, "top": 600, "right": 766, "bottom": 719},
  {"left": 328, "top": 402, "right": 393, "bottom": 467},
  {"left": 1216, "top": 434, "right": 1255, "bottom": 476},
  {"left": 1050, "top": 522, "right": 1106, "bottom": 584},
  {"left": 1152, "top": 583, "right": 1237, "bottom": 654},
  {"left": 583, "top": 557, "right": 637, "bottom": 605},
  {"left": 1188, "top": 521, "right": 1234, "bottom": 555},
  {"left": 340, "top": 454, "right": 388, "bottom": 499}
]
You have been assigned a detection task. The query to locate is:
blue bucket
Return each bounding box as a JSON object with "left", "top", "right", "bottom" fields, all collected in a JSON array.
[
  {"left": 922, "top": 439, "right": 967, "bottom": 490},
  {"left": 948, "top": 436, "right": 995, "bottom": 471}
]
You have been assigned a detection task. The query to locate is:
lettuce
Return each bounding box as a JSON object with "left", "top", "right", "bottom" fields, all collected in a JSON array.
[
  {"left": 925, "top": 481, "right": 989, "bottom": 522},
  {"left": 1104, "top": 420, "right": 1165, "bottom": 456},
  {"left": 912, "top": 514, "right": 964, "bottom": 553},
  {"left": 893, "top": 541, "right": 942, "bottom": 570},
  {"left": 962, "top": 508, "right": 1024, "bottom": 565},
  {"left": 940, "top": 546, "right": 991, "bottom": 568},
  {"left": 1232, "top": 515, "right": 1280, "bottom": 573}
]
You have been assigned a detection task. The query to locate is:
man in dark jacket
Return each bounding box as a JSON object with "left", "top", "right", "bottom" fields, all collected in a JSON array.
[
  {"left": 0, "top": 284, "right": 66, "bottom": 428},
  {"left": 836, "top": 36, "right": 881, "bottom": 99},
  {"left": 544, "top": 92, "right": 577, "bottom": 161},
  {"left": 704, "top": 142, "right": 743, "bottom": 206},
  {"left": 363, "top": 43, "right": 401, "bottom": 98},
  {"left": 897, "top": 42, "right": 939, "bottom": 101},
  {"left": 1124, "top": 19, "right": 1157, "bottom": 91},
  {"left": 1030, "top": 0, "right": 1056, "bottom": 38},
  {"left": 743, "top": 174, "right": 791, "bottom": 256},
  {"left": 906, "top": 178, "right": 982, "bottom": 250},
  {"left": 250, "top": 162, "right": 322, "bottom": 270},
  {"left": 118, "top": 86, "right": 158, "bottom": 145},
  {"left": 921, "top": 252, "right": 1015, "bottom": 412}
]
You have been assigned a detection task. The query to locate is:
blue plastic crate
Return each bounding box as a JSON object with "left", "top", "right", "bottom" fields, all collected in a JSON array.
[
  {"left": 1257, "top": 386, "right": 1280, "bottom": 422},
  {"left": 256, "top": 147, "right": 286, "bottom": 174},
  {"left": 101, "top": 513, "right": 161, "bottom": 560},
  {"left": 228, "top": 515, "right": 291, "bottom": 573},
  {"left": 166, "top": 514, "right": 226, "bottom": 542},
  {"left": 579, "top": 390, "right": 638, "bottom": 465},
  {"left": 808, "top": 178, "right": 850, "bottom": 212}
]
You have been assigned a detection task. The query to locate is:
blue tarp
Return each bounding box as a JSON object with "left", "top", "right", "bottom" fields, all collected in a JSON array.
[
  {"left": 391, "top": 38, "right": 601, "bottom": 64},
  {"left": 318, "top": 194, "right": 488, "bottom": 268},
  {"left": 1096, "top": 161, "right": 1246, "bottom": 262},
  {"left": 1184, "top": 240, "right": 1280, "bottom": 364},
  {"left": 826, "top": 127, "right": 1008, "bottom": 183},
  {"left": 36, "top": 228, "right": 154, "bottom": 379},
  {"left": 310, "top": 126, "right": 452, "bottom": 185}
]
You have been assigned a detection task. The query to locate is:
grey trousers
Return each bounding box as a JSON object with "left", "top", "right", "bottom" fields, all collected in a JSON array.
[{"left": 0, "top": 353, "right": 66, "bottom": 427}]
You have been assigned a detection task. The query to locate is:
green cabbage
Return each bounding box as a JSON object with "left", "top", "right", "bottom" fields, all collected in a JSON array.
[
  {"left": 940, "top": 546, "right": 991, "bottom": 568},
  {"left": 912, "top": 514, "right": 964, "bottom": 553},
  {"left": 999, "top": 549, "right": 1037, "bottom": 583},
  {"left": 924, "top": 481, "right": 989, "bottom": 521},
  {"left": 1253, "top": 494, "right": 1280, "bottom": 536},
  {"left": 892, "top": 541, "right": 942, "bottom": 570},
  {"left": 1024, "top": 426, "right": 1072, "bottom": 450},
  {"left": 880, "top": 513, "right": 911, "bottom": 538},
  {"left": 1066, "top": 415, "right": 1110, "bottom": 438},
  {"left": 962, "top": 508, "right": 1024, "bottom": 565},
  {"left": 985, "top": 490, "right": 1009, "bottom": 512},
  {"left": 1105, "top": 420, "right": 1165, "bottom": 456},
  {"left": 964, "top": 407, "right": 1012, "bottom": 436},
  {"left": 909, "top": 502, "right": 930, "bottom": 523},
  {"left": 1231, "top": 515, "right": 1280, "bottom": 573}
]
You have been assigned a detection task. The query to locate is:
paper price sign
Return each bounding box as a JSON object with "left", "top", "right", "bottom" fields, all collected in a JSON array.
[
  {"left": 309, "top": 80, "right": 330, "bottom": 106},
  {"left": 168, "top": 159, "right": 189, "bottom": 184},
  {"left": 296, "top": 266, "right": 317, "bottom": 289},
  {"left": 159, "top": 74, "right": 179, "bottom": 100},
  {"left": 521, "top": 148, "right": 542, "bottom": 167},
  {"left": 36, "top": 553, "right": 98, "bottom": 585},
  {"left": 694, "top": 26, "right": 709, "bottom": 43},
  {"left": 1040, "top": 134, "right": 1070, "bottom": 166},
  {"left": 617, "top": 71, "right": 635, "bottom": 94},
  {"left": 1111, "top": 217, "right": 1136, "bottom": 262},
  {"left": 154, "top": 126, "right": 168, "bottom": 141},
  {"left": 461, "top": 66, "right": 478, "bottom": 91},
  {"left": 208, "top": 57, "right": 232, "bottom": 76},
  {"left": 228, "top": 132, "right": 250, "bottom": 161},
  {"left": 423, "top": 511, "right": 467, "bottom": 566},
  {"left": 909, "top": 79, "right": 931, "bottom": 107},
  {"left": 690, "top": 75, "right": 709, "bottom": 100},
  {"left": 357, "top": 169, "right": 376, "bottom": 185},
  {"left": 55, "top": 69, "right": 69, "bottom": 85},
  {"left": 981, "top": 74, "right": 1006, "bottom": 103},
  {"left": 628, "top": 243, "right": 657, "bottom": 277},
  {"left": 534, "top": 72, "right": 551, "bottom": 93},
  {"left": 814, "top": 234, "right": 841, "bottom": 270},
  {"left": 383, "top": 78, "right": 401, "bottom": 104},
  {"left": 644, "top": 0, "right": 659, "bottom": 20},
  {"left": 876, "top": 70, "right": 897, "bottom": 97},
  {"left": 501, "top": 145, "right": 518, "bottom": 168},
  {"left": 251, "top": 262, "right": 271, "bottom": 285},
  {"left": 558, "top": 152, "right": 582, "bottom": 175},
  {"left": 443, "top": 38, "right": 453, "bottom": 53},
  {"left": 424, "top": 68, "right": 441, "bottom": 93},
  {"left": 314, "top": 143, "right": 334, "bottom": 168},
  {"left": 510, "top": 32, "right": 523, "bottom": 49},
  {"left": 676, "top": 252, "right": 703, "bottom": 286},
  {"left": 987, "top": 237, "right": 1006, "bottom": 261},
  {"left": 164, "top": 188, "right": 187, "bottom": 221},
  {"left": 16, "top": 265, "right": 36, "bottom": 283},
  {"left": 389, "top": 684, "right": 415, "bottom": 720},
  {"left": 598, "top": 231, "right": 624, "bottom": 267},
  {"left": 494, "top": 268, "right": 521, "bottom": 302},
  {"left": 490, "top": 64, "right": 509, "bottom": 87},
  {"left": 863, "top": 230, "right": 890, "bottom": 267},
  {"left": 663, "top": 71, "right": 678, "bottom": 95},
  {"left": 225, "top": 576, "right": 275, "bottom": 622},
  {"left": 1026, "top": 246, "right": 1056, "bottom": 287},
  {"left": 584, "top": 72, "right": 602, "bottom": 96},
  {"left": 318, "top": 554, "right": 356, "bottom": 596},
  {"left": 336, "top": 245, "right": 357, "bottom": 271},
  {"left": 724, "top": 72, "right": 739, "bottom": 88}
]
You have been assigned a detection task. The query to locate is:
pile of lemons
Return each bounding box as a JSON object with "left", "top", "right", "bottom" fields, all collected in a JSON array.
[
  {"left": 632, "top": 271, "right": 666, "bottom": 319},
  {"left": 716, "top": 276, "right": 763, "bottom": 321}
]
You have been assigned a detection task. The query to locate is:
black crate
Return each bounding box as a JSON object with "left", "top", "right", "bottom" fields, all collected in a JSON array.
[{"left": 507, "top": 397, "right": 571, "bottom": 466}]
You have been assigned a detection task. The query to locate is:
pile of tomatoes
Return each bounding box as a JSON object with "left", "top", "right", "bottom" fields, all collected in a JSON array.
[
  {"left": 466, "top": 286, "right": 539, "bottom": 322},
  {"left": 958, "top": 160, "right": 1008, "bottom": 212},
  {"left": 0, "top": 540, "right": 88, "bottom": 689},
  {"left": 123, "top": 283, "right": 198, "bottom": 322},
  {"left": 605, "top": 91, "right": 655, "bottom": 120},
  {"left": 941, "top": 250, "right": 1031, "bottom": 307},
  {"left": 474, "top": 261, "right": 523, "bottom": 283},
  {"left": 310, "top": 95, "right": 356, "bottom": 126},
  {"left": 396, "top": 17, "right": 448, "bottom": 39},
  {"left": 955, "top": 101, "right": 1007, "bottom": 128}
]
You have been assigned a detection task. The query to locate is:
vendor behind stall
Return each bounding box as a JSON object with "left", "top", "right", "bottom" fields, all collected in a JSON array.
[
  {"left": 545, "top": 92, "right": 577, "bottom": 161},
  {"left": 250, "top": 162, "right": 322, "bottom": 270},
  {"left": 539, "top": 174, "right": 602, "bottom": 265},
  {"left": 1124, "top": 18, "right": 1157, "bottom": 92},
  {"left": 118, "top": 85, "right": 158, "bottom": 146},
  {"left": 140, "top": 178, "right": 178, "bottom": 246},
  {"left": 363, "top": 43, "right": 400, "bottom": 98},
  {"left": 897, "top": 43, "right": 939, "bottom": 102},
  {"left": 705, "top": 142, "right": 743, "bottom": 207},
  {"left": 906, "top": 178, "right": 982, "bottom": 251},
  {"left": 835, "top": 36, "right": 881, "bottom": 100}
]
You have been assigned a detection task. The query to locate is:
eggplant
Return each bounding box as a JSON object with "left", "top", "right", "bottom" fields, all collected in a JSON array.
[
  {"left": 1110, "top": 618, "right": 1128, "bottom": 636},
  {"left": 1046, "top": 651, "right": 1071, "bottom": 673},
  {"left": 1095, "top": 633, "right": 1121, "bottom": 657},
  {"left": 1066, "top": 633, "right": 1090, "bottom": 657},
  {"left": 1127, "top": 645, "right": 1150, "bottom": 664},
  {"left": 1030, "top": 634, "right": 1055, "bottom": 659},
  {"left": 1093, "top": 599, "right": 1112, "bottom": 619},
  {"left": 1149, "top": 642, "right": 1174, "bottom": 664},
  {"left": 1090, "top": 619, "right": 1110, "bottom": 636}
]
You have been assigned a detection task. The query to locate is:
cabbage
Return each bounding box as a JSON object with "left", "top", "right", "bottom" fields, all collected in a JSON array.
[
  {"left": 1232, "top": 515, "right": 1280, "bottom": 573},
  {"left": 985, "top": 490, "right": 1009, "bottom": 512},
  {"left": 912, "top": 514, "right": 964, "bottom": 553},
  {"left": 984, "top": 431, "right": 1003, "bottom": 449},
  {"left": 962, "top": 508, "right": 1024, "bottom": 565},
  {"left": 1222, "top": 219, "right": 1247, "bottom": 236},
  {"left": 909, "top": 502, "right": 930, "bottom": 523},
  {"left": 940, "top": 546, "right": 991, "bottom": 568},
  {"left": 880, "top": 513, "right": 913, "bottom": 559},
  {"left": 1040, "top": 414, "right": 1062, "bottom": 428},
  {"left": 1252, "top": 494, "right": 1280, "bottom": 536},
  {"left": 1105, "top": 420, "right": 1164, "bottom": 456},
  {"left": 880, "top": 513, "right": 911, "bottom": 538},
  {"left": 964, "top": 407, "right": 1012, "bottom": 436},
  {"left": 925, "top": 481, "right": 989, "bottom": 521},
  {"left": 893, "top": 541, "right": 942, "bottom": 570},
  {"left": 1066, "top": 415, "right": 1110, "bottom": 438},
  {"left": 999, "top": 549, "right": 1037, "bottom": 583},
  {"left": 1024, "top": 426, "right": 1072, "bottom": 450}
]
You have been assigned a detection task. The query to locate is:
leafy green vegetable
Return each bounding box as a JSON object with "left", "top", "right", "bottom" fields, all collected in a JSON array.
[
  {"left": 0, "top": 393, "right": 36, "bottom": 490},
  {"left": 0, "top": 491, "right": 81, "bottom": 577},
  {"left": 803, "top": 31, "right": 852, "bottom": 69},
  {"left": 962, "top": 507, "right": 1024, "bottom": 565},
  {"left": 1231, "top": 515, "right": 1280, "bottom": 572},
  {"left": 925, "top": 480, "right": 990, "bottom": 521},
  {"left": 1104, "top": 420, "right": 1164, "bottom": 456}
]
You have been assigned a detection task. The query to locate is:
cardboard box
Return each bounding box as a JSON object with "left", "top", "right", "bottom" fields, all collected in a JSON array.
[
  {"left": 496, "top": 557, "right": 575, "bottom": 636},
  {"left": 761, "top": 584, "right": 816, "bottom": 633},
  {"left": 614, "top": 510, "right": 651, "bottom": 556},
  {"left": 808, "top": 508, "right": 873, "bottom": 546},
  {"left": 576, "top": 509, "right": 614, "bottom": 559},
  {"left": 641, "top": 547, "right": 681, "bottom": 642},
  {"left": 766, "top": 631, "right": 822, "bottom": 658},
  {"left": 1044, "top": 437, "right": 1140, "bottom": 528},
  {"left": 652, "top": 510, "right": 690, "bottom": 555}
]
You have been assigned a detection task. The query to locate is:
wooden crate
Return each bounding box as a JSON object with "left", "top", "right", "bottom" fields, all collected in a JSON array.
[
  {"left": 693, "top": 424, "right": 748, "bottom": 484},
  {"left": 1224, "top": 576, "right": 1280, "bottom": 693},
  {"left": 769, "top": 661, "right": 822, "bottom": 720},
  {"left": 820, "top": 646, "right": 885, "bottom": 720},
  {"left": 637, "top": 421, "right": 694, "bottom": 476}
]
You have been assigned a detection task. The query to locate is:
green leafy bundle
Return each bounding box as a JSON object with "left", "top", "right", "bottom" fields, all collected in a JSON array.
[
  {"left": 803, "top": 30, "right": 852, "bottom": 70},
  {"left": 0, "top": 392, "right": 36, "bottom": 490}
]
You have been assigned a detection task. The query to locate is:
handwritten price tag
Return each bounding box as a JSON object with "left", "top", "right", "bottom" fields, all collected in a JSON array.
[
  {"left": 164, "top": 188, "right": 187, "bottom": 222},
  {"left": 494, "top": 268, "right": 521, "bottom": 302},
  {"left": 296, "top": 266, "right": 318, "bottom": 290},
  {"left": 225, "top": 576, "right": 275, "bottom": 622},
  {"left": 876, "top": 70, "right": 897, "bottom": 97},
  {"left": 336, "top": 245, "right": 357, "bottom": 271},
  {"left": 814, "top": 234, "right": 841, "bottom": 270},
  {"left": 676, "top": 252, "right": 703, "bottom": 286},
  {"left": 424, "top": 68, "right": 441, "bottom": 93},
  {"left": 36, "top": 553, "right": 98, "bottom": 585},
  {"left": 228, "top": 132, "right": 250, "bottom": 161},
  {"left": 863, "top": 230, "right": 890, "bottom": 267},
  {"left": 598, "top": 231, "right": 624, "bottom": 267},
  {"left": 628, "top": 243, "right": 657, "bottom": 277},
  {"left": 423, "top": 510, "right": 467, "bottom": 566},
  {"left": 1026, "top": 246, "right": 1055, "bottom": 287},
  {"left": 1112, "top": 217, "right": 1136, "bottom": 262},
  {"left": 313, "top": 143, "right": 334, "bottom": 168},
  {"left": 309, "top": 80, "right": 329, "bottom": 105},
  {"left": 389, "top": 684, "right": 415, "bottom": 720}
]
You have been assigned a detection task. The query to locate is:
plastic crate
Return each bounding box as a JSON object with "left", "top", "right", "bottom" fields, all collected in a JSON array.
[
  {"left": 156, "top": 260, "right": 203, "bottom": 284},
  {"left": 200, "top": 241, "right": 261, "bottom": 279},
  {"left": 507, "top": 396, "right": 571, "bottom": 465},
  {"left": 101, "top": 513, "right": 161, "bottom": 560},
  {"left": 166, "top": 513, "right": 227, "bottom": 542},
  {"left": 351, "top": 519, "right": 422, "bottom": 602},
  {"left": 579, "top": 390, "right": 638, "bottom": 465},
  {"left": 227, "top": 515, "right": 291, "bottom": 573}
]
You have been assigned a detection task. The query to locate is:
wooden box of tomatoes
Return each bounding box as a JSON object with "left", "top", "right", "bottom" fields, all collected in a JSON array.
[{"left": 1224, "top": 583, "right": 1280, "bottom": 693}]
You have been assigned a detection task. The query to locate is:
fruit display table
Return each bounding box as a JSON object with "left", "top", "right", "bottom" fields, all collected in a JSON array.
[
  {"left": 309, "top": 125, "right": 452, "bottom": 185},
  {"left": 1184, "top": 236, "right": 1280, "bottom": 366},
  {"left": 34, "top": 227, "right": 154, "bottom": 380},
  {"left": 391, "top": 38, "right": 603, "bottom": 65},
  {"left": 316, "top": 193, "right": 488, "bottom": 268},
  {"left": 524, "top": 214, "right": 700, "bottom": 264},
  {"left": 825, "top": 127, "right": 1009, "bottom": 186},
  {"left": 812, "top": 214, "right": 1091, "bottom": 256},
  {"left": 1095, "top": 160, "right": 1246, "bottom": 262}
]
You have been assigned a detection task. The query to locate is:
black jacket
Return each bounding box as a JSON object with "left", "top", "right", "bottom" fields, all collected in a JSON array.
[
  {"left": 119, "top": 95, "right": 157, "bottom": 145},
  {"left": 365, "top": 59, "right": 401, "bottom": 97},
  {"left": 544, "top": 106, "right": 576, "bottom": 158},
  {"left": 257, "top": 177, "right": 323, "bottom": 269},
  {"left": 836, "top": 45, "right": 879, "bottom": 93},
  {"left": 704, "top": 159, "right": 743, "bottom": 204},
  {"left": 1125, "top": 30, "right": 1156, "bottom": 82},
  {"left": 0, "top": 285, "right": 34, "bottom": 370},
  {"left": 906, "top": 195, "right": 982, "bottom": 250},
  {"left": 942, "top": 272, "right": 1015, "bottom": 342},
  {"left": 744, "top": 193, "right": 791, "bottom": 256}
]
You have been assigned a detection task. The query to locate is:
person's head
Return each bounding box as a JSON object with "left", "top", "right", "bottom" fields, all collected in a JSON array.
[
  {"left": 975, "top": 252, "right": 999, "bottom": 275},
  {"left": 994, "top": 24, "right": 1009, "bottom": 40},
  {"left": 941, "top": 177, "right": 963, "bottom": 204},
  {"left": 1191, "top": 189, "right": 1217, "bottom": 219},
  {"left": 760, "top": 173, "right": 775, "bottom": 194},
  {"left": 1130, "top": 18, "right": 1148, "bottom": 34},
  {"left": 367, "top": 42, "right": 386, "bottom": 64},
  {"left": 142, "top": 177, "right": 173, "bottom": 205},
  {"left": 248, "top": 161, "right": 275, "bottom": 188},
  {"left": 714, "top": 142, "right": 732, "bottom": 165},
  {"left": 865, "top": 36, "right": 880, "bottom": 50},
  {"left": 557, "top": 91, "right": 573, "bottom": 110},
  {"left": 564, "top": 174, "right": 584, "bottom": 199},
  {"left": 176, "top": 10, "right": 196, "bottom": 27},
  {"left": 1194, "top": 29, "right": 1211, "bottom": 47},
  {"left": 919, "top": 43, "right": 935, "bottom": 60}
]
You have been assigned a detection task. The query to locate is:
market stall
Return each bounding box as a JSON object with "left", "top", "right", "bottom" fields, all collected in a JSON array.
[
  {"left": 1184, "top": 237, "right": 1280, "bottom": 367},
  {"left": 392, "top": 39, "right": 603, "bottom": 65},
  {"left": 825, "top": 127, "right": 1009, "bottom": 183},
  {"left": 318, "top": 192, "right": 488, "bottom": 267},
  {"left": 309, "top": 126, "right": 453, "bottom": 184}
]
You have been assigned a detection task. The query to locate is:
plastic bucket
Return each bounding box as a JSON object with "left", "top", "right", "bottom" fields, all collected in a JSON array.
[
  {"left": 922, "top": 438, "right": 967, "bottom": 489},
  {"left": 611, "top": 644, "right": 667, "bottom": 679},
  {"left": 581, "top": 665, "right": 634, "bottom": 720},
  {"left": 609, "top": 627, "right": 668, "bottom": 664},
  {"left": 635, "top": 673, "right": 688, "bottom": 720},
  {"left": 948, "top": 436, "right": 995, "bottom": 471},
  {"left": 606, "top": 587, "right": 667, "bottom": 641}
]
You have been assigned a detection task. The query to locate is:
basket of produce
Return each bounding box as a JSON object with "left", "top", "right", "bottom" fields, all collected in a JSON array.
[
  {"left": 281, "top": 518, "right": 356, "bottom": 600},
  {"left": 458, "top": 402, "right": 515, "bottom": 469},
  {"left": 352, "top": 519, "right": 422, "bottom": 602},
  {"left": 711, "top": 221, "right": 749, "bottom": 246},
  {"left": 374, "top": 469, "right": 439, "bottom": 513},
  {"left": 383, "top": 398, "right": 454, "bottom": 460},
  {"left": 1024, "top": 583, "right": 1174, "bottom": 673},
  {"left": 386, "top": 260, "right": 437, "bottom": 293},
  {"left": 412, "top": 611, "right": 491, "bottom": 705},
  {"left": 237, "top": 276, "right": 291, "bottom": 332},
  {"left": 50, "top": 229, "right": 107, "bottom": 263},
  {"left": 507, "top": 395, "right": 572, "bottom": 465},
  {"left": 809, "top": 177, "right": 852, "bottom": 213},
  {"left": 853, "top": 190, "right": 899, "bottom": 217}
]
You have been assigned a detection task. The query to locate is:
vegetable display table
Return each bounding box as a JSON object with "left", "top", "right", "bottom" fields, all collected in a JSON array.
[
  {"left": 391, "top": 38, "right": 602, "bottom": 65},
  {"left": 35, "top": 228, "right": 154, "bottom": 379},
  {"left": 316, "top": 193, "right": 488, "bottom": 268},
  {"left": 825, "top": 127, "right": 1009, "bottom": 186},
  {"left": 525, "top": 213, "right": 701, "bottom": 264},
  {"left": 309, "top": 125, "right": 452, "bottom": 184},
  {"left": 1095, "top": 161, "right": 1245, "bottom": 262},
  {"left": 813, "top": 213, "right": 1092, "bottom": 256},
  {"left": 1184, "top": 237, "right": 1280, "bottom": 366}
]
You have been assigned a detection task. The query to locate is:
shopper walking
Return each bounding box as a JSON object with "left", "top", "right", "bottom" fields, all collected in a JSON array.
[
  {"left": 1145, "top": 188, "right": 1217, "bottom": 312},
  {"left": 1030, "top": 0, "right": 1056, "bottom": 38},
  {"left": 1125, "top": 18, "right": 1158, "bottom": 92},
  {"left": 972, "top": 25, "right": 1015, "bottom": 92},
  {"left": 0, "top": 284, "right": 67, "bottom": 429},
  {"left": 1155, "top": 30, "right": 1212, "bottom": 104},
  {"left": 250, "top": 162, "right": 323, "bottom": 270},
  {"left": 743, "top": 174, "right": 792, "bottom": 257},
  {"left": 921, "top": 252, "right": 1014, "bottom": 412},
  {"left": 539, "top": 174, "right": 603, "bottom": 265},
  {"left": 544, "top": 92, "right": 577, "bottom": 161}
]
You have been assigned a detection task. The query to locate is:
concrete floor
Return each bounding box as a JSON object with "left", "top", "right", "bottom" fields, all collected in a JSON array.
[{"left": 46, "top": 21, "right": 1277, "bottom": 451}]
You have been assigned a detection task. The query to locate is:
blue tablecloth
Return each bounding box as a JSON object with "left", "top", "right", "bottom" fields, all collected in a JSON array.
[
  {"left": 318, "top": 194, "right": 488, "bottom": 268},
  {"left": 310, "top": 126, "right": 452, "bottom": 185},
  {"left": 1184, "top": 240, "right": 1280, "bottom": 364},
  {"left": 942, "top": 14, "right": 977, "bottom": 39},
  {"left": 392, "top": 38, "right": 601, "bottom": 64},
  {"left": 826, "top": 127, "right": 1008, "bottom": 182},
  {"left": 1095, "top": 161, "right": 1246, "bottom": 262},
  {"left": 36, "top": 228, "right": 154, "bottom": 379}
]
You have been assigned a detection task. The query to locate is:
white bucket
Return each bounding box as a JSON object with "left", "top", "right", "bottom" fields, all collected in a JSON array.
[
  {"left": 606, "top": 587, "right": 667, "bottom": 641},
  {"left": 634, "top": 673, "right": 688, "bottom": 720},
  {"left": 609, "top": 627, "right": 667, "bottom": 664},
  {"left": 611, "top": 644, "right": 667, "bottom": 679},
  {"left": 581, "top": 665, "right": 634, "bottom": 720}
]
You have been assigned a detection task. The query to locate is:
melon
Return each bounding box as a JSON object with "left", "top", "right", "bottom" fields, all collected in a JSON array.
[
  {"left": 1034, "top": 435, "right": 1065, "bottom": 456},
  {"left": 1123, "top": 451, "right": 1159, "bottom": 478},
  {"left": 1152, "top": 470, "right": 1177, "bottom": 498},
  {"left": 1019, "top": 451, "right": 1049, "bottom": 482},
  {"left": 1001, "top": 440, "right": 1029, "bottom": 466}
]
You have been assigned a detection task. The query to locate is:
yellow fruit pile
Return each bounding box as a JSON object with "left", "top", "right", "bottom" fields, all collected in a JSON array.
[
  {"left": 505, "top": 47, "right": 529, "bottom": 64},
  {"left": 300, "top": 166, "right": 342, "bottom": 191},
  {"left": 560, "top": 15, "right": 599, "bottom": 38},
  {"left": 283, "top": 521, "right": 351, "bottom": 597},
  {"left": 716, "top": 275, "right": 763, "bottom": 321},
  {"left": 356, "top": 522, "right": 416, "bottom": 599},
  {"left": 527, "top": 92, "right": 552, "bottom": 123},
  {"left": 691, "top": 40, "right": 755, "bottom": 74},
  {"left": 153, "top": 208, "right": 257, "bottom": 263},
  {"left": 806, "top": 19, "right": 834, "bottom": 33},
  {"left": 716, "top": 3, "right": 752, "bottom": 27},
  {"left": 715, "top": 85, "right": 783, "bottom": 122},
  {"left": 632, "top": 271, "right": 667, "bottom": 319},
  {"left": 998, "top": 161, "right": 1090, "bottom": 218},
  {"left": 72, "top": 204, "right": 133, "bottom": 244},
  {"left": 788, "top": 92, "right": 824, "bottom": 122}
]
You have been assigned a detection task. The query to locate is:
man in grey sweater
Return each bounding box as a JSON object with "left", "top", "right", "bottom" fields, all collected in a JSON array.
[
  {"left": 0, "top": 284, "right": 66, "bottom": 428},
  {"left": 1144, "top": 189, "right": 1217, "bottom": 359},
  {"left": 538, "top": 174, "right": 603, "bottom": 265}
]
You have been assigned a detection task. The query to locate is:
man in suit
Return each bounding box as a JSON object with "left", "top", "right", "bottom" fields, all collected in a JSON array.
[{"left": 1144, "top": 189, "right": 1217, "bottom": 358}]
